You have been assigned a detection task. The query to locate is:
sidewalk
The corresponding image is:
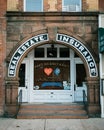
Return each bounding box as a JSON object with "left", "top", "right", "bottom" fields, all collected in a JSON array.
[{"left": 0, "top": 118, "right": 104, "bottom": 130}]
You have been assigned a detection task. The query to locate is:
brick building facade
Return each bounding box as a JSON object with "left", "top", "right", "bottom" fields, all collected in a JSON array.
[
  {"left": 0, "top": 0, "right": 103, "bottom": 118},
  {"left": 0, "top": 0, "right": 6, "bottom": 115}
]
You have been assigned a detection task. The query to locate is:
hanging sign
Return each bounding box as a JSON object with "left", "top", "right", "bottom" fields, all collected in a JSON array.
[
  {"left": 56, "top": 33, "right": 98, "bottom": 77},
  {"left": 8, "top": 34, "right": 49, "bottom": 77},
  {"left": 98, "top": 28, "right": 104, "bottom": 53}
]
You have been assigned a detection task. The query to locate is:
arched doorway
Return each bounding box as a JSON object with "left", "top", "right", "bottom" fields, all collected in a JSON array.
[
  {"left": 6, "top": 31, "right": 100, "bottom": 116},
  {"left": 18, "top": 43, "right": 87, "bottom": 103}
]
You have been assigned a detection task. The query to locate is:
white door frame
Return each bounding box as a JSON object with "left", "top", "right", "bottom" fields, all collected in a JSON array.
[
  {"left": 20, "top": 47, "right": 86, "bottom": 103},
  {"left": 70, "top": 49, "right": 75, "bottom": 102},
  {"left": 28, "top": 50, "right": 34, "bottom": 103}
]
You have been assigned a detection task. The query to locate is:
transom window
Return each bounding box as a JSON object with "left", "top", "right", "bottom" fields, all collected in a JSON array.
[
  {"left": 34, "top": 44, "right": 70, "bottom": 59},
  {"left": 62, "top": 0, "right": 81, "bottom": 12},
  {"left": 24, "top": 0, "right": 43, "bottom": 12}
]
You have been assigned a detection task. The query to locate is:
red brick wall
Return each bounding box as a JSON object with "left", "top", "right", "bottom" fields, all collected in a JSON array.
[
  {"left": 0, "top": 0, "right": 7, "bottom": 16},
  {"left": 0, "top": 0, "right": 6, "bottom": 115},
  {"left": 99, "top": 0, "right": 104, "bottom": 11}
]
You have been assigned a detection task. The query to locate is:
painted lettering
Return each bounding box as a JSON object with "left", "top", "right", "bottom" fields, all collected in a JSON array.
[
  {"left": 21, "top": 45, "right": 27, "bottom": 51},
  {"left": 10, "top": 64, "right": 16, "bottom": 70},
  {"left": 63, "top": 36, "right": 70, "bottom": 42},
  {"left": 69, "top": 38, "right": 75, "bottom": 44},
  {"left": 25, "top": 41, "right": 30, "bottom": 47},
  {"left": 56, "top": 33, "right": 98, "bottom": 77},
  {"left": 9, "top": 70, "right": 15, "bottom": 75},
  {"left": 90, "top": 68, "right": 96, "bottom": 75},
  {"left": 30, "top": 39, "right": 36, "bottom": 45},
  {"left": 78, "top": 45, "right": 84, "bottom": 52},
  {"left": 43, "top": 34, "right": 48, "bottom": 40},
  {"left": 86, "top": 55, "right": 93, "bottom": 62},
  {"left": 82, "top": 51, "right": 88, "bottom": 57},
  {"left": 18, "top": 49, "right": 24, "bottom": 55},
  {"left": 39, "top": 35, "right": 45, "bottom": 41},
  {"left": 13, "top": 56, "right": 19, "bottom": 60},
  {"left": 8, "top": 34, "right": 48, "bottom": 77},
  {"left": 11, "top": 60, "right": 17, "bottom": 65},
  {"left": 74, "top": 42, "right": 80, "bottom": 47},
  {"left": 89, "top": 62, "right": 95, "bottom": 68}
]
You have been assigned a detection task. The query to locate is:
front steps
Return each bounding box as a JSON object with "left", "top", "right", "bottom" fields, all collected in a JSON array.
[{"left": 17, "top": 103, "right": 88, "bottom": 119}]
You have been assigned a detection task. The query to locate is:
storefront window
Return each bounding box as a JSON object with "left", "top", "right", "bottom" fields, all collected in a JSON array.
[
  {"left": 34, "top": 61, "right": 70, "bottom": 90},
  {"left": 62, "top": 0, "right": 81, "bottom": 12},
  {"left": 24, "top": 0, "right": 43, "bottom": 12}
]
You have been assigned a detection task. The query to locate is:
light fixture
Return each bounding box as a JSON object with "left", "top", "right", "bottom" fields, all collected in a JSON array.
[{"left": 48, "top": 44, "right": 55, "bottom": 56}]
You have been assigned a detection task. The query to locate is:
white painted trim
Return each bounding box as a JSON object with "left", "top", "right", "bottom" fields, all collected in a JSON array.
[
  {"left": 28, "top": 50, "right": 34, "bottom": 102},
  {"left": 101, "top": 96, "right": 104, "bottom": 118},
  {"left": 24, "top": 0, "right": 26, "bottom": 12},
  {"left": 70, "top": 49, "right": 75, "bottom": 102},
  {"left": 42, "top": 0, "right": 43, "bottom": 12},
  {"left": 34, "top": 44, "right": 71, "bottom": 60},
  {"left": 99, "top": 14, "right": 104, "bottom": 118}
]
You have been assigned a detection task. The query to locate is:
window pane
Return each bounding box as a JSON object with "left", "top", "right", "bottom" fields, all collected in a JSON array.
[
  {"left": 35, "top": 48, "right": 44, "bottom": 58},
  {"left": 64, "top": 0, "right": 80, "bottom": 5},
  {"left": 26, "top": 0, "right": 42, "bottom": 12},
  {"left": 63, "top": 0, "right": 81, "bottom": 12},
  {"left": 76, "top": 64, "right": 86, "bottom": 86},
  {"left": 19, "top": 64, "right": 25, "bottom": 87},
  {"left": 47, "top": 48, "right": 57, "bottom": 58},
  {"left": 34, "top": 61, "right": 70, "bottom": 90},
  {"left": 60, "top": 48, "right": 70, "bottom": 57}
]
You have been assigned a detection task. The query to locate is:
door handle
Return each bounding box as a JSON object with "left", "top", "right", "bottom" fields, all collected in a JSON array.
[{"left": 26, "top": 86, "right": 28, "bottom": 89}]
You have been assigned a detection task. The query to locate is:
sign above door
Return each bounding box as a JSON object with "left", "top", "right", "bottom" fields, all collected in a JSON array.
[{"left": 8, "top": 33, "right": 98, "bottom": 78}]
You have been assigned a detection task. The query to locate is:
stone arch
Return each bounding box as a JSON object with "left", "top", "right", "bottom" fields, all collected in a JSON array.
[
  {"left": 5, "top": 28, "right": 100, "bottom": 116},
  {"left": 7, "top": 29, "right": 98, "bottom": 79}
]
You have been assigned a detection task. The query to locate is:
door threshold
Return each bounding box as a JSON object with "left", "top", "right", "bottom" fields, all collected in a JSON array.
[{"left": 21, "top": 102, "right": 80, "bottom": 105}]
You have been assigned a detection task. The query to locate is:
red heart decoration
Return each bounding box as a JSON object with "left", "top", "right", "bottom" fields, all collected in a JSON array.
[{"left": 44, "top": 68, "right": 53, "bottom": 76}]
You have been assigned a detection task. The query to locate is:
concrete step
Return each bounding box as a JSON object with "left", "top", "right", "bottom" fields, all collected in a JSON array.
[{"left": 17, "top": 103, "right": 88, "bottom": 119}]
